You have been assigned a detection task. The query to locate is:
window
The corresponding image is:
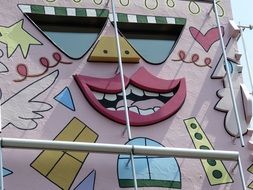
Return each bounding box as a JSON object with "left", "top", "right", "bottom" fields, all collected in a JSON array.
[
  {"left": 118, "top": 137, "right": 181, "bottom": 188},
  {"left": 111, "top": 13, "right": 186, "bottom": 64},
  {"left": 19, "top": 5, "right": 108, "bottom": 59}
]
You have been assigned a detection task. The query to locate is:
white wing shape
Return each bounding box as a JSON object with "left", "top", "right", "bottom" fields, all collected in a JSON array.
[{"left": 1, "top": 70, "right": 59, "bottom": 130}]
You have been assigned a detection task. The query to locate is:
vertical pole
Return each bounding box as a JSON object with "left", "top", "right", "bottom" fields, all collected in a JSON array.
[
  {"left": 111, "top": 1, "right": 138, "bottom": 189},
  {"left": 130, "top": 152, "right": 138, "bottom": 189},
  {"left": 111, "top": 0, "right": 132, "bottom": 140},
  {"left": 239, "top": 26, "right": 253, "bottom": 93},
  {"left": 238, "top": 156, "right": 247, "bottom": 190},
  {"left": 0, "top": 91, "right": 3, "bottom": 190},
  {"left": 213, "top": 0, "right": 245, "bottom": 147},
  {"left": 0, "top": 146, "right": 3, "bottom": 190}
]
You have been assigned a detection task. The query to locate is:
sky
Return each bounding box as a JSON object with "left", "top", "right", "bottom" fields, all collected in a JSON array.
[
  {"left": 231, "top": 0, "right": 253, "bottom": 127},
  {"left": 231, "top": 0, "right": 253, "bottom": 91}
]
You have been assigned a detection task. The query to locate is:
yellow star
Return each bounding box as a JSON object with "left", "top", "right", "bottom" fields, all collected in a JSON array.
[{"left": 0, "top": 19, "right": 41, "bottom": 58}]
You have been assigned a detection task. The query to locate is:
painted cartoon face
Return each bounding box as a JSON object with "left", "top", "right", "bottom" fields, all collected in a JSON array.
[
  {"left": 73, "top": 19, "right": 187, "bottom": 125},
  {"left": 16, "top": 1, "right": 250, "bottom": 129},
  {"left": 17, "top": 3, "right": 189, "bottom": 126}
]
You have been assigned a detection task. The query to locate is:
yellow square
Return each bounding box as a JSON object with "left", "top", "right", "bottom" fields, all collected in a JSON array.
[
  {"left": 31, "top": 150, "right": 64, "bottom": 176},
  {"left": 56, "top": 118, "right": 85, "bottom": 141},
  {"left": 67, "top": 127, "right": 98, "bottom": 161},
  {"left": 47, "top": 154, "right": 82, "bottom": 190}
]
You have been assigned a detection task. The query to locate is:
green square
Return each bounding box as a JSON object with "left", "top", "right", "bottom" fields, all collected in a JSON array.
[
  {"left": 155, "top": 16, "right": 167, "bottom": 24},
  {"left": 117, "top": 13, "right": 128, "bottom": 22},
  {"left": 76, "top": 8, "right": 87, "bottom": 17},
  {"left": 55, "top": 7, "right": 67, "bottom": 16},
  {"left": 31, "top": 5, "right": 45, "bottom": 14},
  {"left": 137, "top": 15, "right": 148, "bottom": 23},
  {"left": 96, "top": 9, "right": 109, "bottom": 17},
  {"left": 175, "top": 18, "right": 186, "bottom": 25}
]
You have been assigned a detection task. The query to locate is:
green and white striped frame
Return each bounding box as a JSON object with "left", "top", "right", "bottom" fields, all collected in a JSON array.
[
  {"left": 18, "top": 4, "right": 186, "bottom": 25},
  {"left": 18, "top": 4, "right": 109, "bottom": 17},
  {"left": 109, "top": 13, "right": 186, "bottom": 25}
]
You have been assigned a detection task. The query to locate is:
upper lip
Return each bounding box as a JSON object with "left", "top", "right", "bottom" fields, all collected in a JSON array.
[{"left": 74, "top": 67, "right": 186, "bottom": 126}]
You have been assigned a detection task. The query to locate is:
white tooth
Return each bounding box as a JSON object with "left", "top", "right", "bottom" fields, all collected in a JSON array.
[
  {"left": 139, "top": 108, "right": 154, "bottom": 115},
  {"left": 130, "top": 85, "right": 144, "bottom": 96},
  {"left": 161, "top": 92, "right": 174, "bottom": 97},
  {"left": 117, "top": 106, "right": 125, "bottom": 111},
  {"left": 104, "top": 94, "right": 117, "bottom": 101},
  {"left": 153, "top": 107, "right": 160, "bottom": 112},
  {"left": 118, "top": 91, "right": 129, "bottom": 96},
  {"left": 118, "top": 86, "right": 131, "bottom": 96},
  {"left": 125, "top": 86, "right": 131, "bottom": 96},
  {"left": 107, "top": 107, "right": 116, "bottom": 111},
  {"left": 129, "top": 106, "right": 139, "bottom": 114},
  {"left": 144, "top": 91, "right": 159, "bottom": 97},
  {"left": 93, "top": 91, "right": 104, "bottom": 100}
]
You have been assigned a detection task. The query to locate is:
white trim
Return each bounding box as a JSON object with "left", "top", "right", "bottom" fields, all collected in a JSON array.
[
  {"left": 18, "top": 5, "right": 31, "bottom": 13},
  {"left": 147, "top": 16, "right": 156, "bottom": 23},
  {"left": 86, "top": 9, "right": 96, "bottom": 17},
  {"left": 166, "top": 17, "right": 175, "bottom": 24},
  {"left": 66, "top": 8, "right": 76, "bottom": 16},
  {"left": 127, "top": 14, "right": 137, "bottom": 23},
  {"left": 44, "top": 6, "right": 55, "bottom": 15},
  {"left": 109, "top": 13, "right": 118, "bottom": 22}
]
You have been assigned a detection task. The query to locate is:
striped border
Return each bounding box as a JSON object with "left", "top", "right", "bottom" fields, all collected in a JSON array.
[
  {"left": 109, "top": 13, "right": 186, "bottom": 25},
  {"left": 18, "top": 4, "right": 185, "bottom": 25},
  {"left": 18, "top": 4, "right": 109, "bottom": 17}
]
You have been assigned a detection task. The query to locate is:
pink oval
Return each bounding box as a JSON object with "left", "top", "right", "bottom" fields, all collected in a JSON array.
[
  {"left": 16, "top": 64, "right": 27, "bottom": 76},
  {"left": 40, "top": 57, "right": 49, "bottom": 67}
]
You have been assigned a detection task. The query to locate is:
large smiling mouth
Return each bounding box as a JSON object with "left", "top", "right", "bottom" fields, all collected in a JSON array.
[{"left": 74, "top": 67, "right": 186, "bottom": 126}]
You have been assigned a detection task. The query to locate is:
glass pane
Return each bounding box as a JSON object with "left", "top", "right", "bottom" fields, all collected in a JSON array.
[
  {"left": 128, "top": 38, "right": 175, "bottom": 64},
  {"left": 45, "top": 31, "right": 98, "bottom": 59}
]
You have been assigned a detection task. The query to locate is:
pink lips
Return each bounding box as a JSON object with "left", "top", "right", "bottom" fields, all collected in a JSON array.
[{"left": 74, "top": 67, "right": 186, "bottom": 126}]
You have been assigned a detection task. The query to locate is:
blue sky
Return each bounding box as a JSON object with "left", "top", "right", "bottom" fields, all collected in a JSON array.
[{"left": 231, "top": 0, "right": 253, "bottom": 126}]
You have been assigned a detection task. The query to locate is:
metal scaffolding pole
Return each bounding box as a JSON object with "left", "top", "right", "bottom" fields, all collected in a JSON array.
[
  {"left": 110, "top": 0, "right": 138, "bottom": 189},
  {"left": 213, "top": 0, "right": 245, "bottom": 147},
  {"left": 239, "top": 25, "right": 253, "bottom": 93},
  {"left": 111, "top": 0, "right": 132, "bottom": 140},
  {"left": 0, "top": 137, "right": 246, "bottom": 189},
  {"left": 0, "top": 138, "right": 239, "bottom": 160},
  {"left": 238, "top": 156, "right": 247, "bottom": 190},
  {"left": 0, "top": 147, "right": 3, "bottom": 190}
]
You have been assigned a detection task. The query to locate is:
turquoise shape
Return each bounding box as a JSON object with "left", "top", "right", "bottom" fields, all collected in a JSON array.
[
  {"left": 3, "top": 167, "right": 13, "bottom": 177},
  {"left": 54, "top": 87, "right": 75, "bottom": 111},
  {"left": 45, "top": 32, "right": 98, "bottom": 59},
  {"left": 74, "top": 170, "right": 96, "bottom": 190}
]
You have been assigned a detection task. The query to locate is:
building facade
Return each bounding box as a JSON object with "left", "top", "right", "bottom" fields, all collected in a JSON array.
[{"left": 0, "top": 0, "right": 252, "bottom": 189}]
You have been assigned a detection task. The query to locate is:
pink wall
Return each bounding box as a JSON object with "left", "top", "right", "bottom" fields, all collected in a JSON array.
[{"left": 0, "top": 0, "right": 252, "bottom": 189}]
